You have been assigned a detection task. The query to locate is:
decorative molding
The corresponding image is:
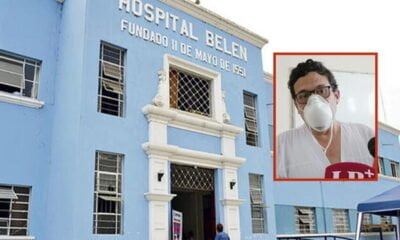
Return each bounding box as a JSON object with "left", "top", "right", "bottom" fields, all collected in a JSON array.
[
  {"left": 378, "top": 174, "right": 400, "bottom": 182},
  {"left": 55, "top": 0, "right": 64, "bottom": 3},
  {"left": 221, "top": 90, "right": 231, "bottom": 123},
  {"left": 143, "top": 104, "right": 243, "bottom": 138},
  {"left": 152, "top": 70, "right": 168, "bottom": 107},
  {"left": 142, "top": 142, "right": 246, "bottom": 168},
  {"left": 0, "top": 237, "right": 35, "bottom": 240},
  {"left": 0, "top": 92, "right": 44, "bottom": 109},
  {"left": 145, "top": 192, "right": 176, "bottom": 202},
  {"left": 221, "top": 198, "right": 245, "bottom": 206},
  {"left": 264, "top": 72, "right": 273, "bottom": 84},
  {"left": 379, "top": 122, "right": 400, "bottom": 136},
  {"left": 158, "top": 0, "right": 268, "bottom": 48}
]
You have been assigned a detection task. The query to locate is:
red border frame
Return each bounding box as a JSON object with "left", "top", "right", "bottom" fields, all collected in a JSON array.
[{"left": 273, "top": 52, "right": 379, "bottom": 181}]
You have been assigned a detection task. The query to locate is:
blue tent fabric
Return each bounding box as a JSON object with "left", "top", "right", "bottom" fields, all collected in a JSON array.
[{"left": 357, "top": 185, "right": 400, "bottom": 216}]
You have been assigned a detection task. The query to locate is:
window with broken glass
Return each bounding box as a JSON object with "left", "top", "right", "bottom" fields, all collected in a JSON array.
[
  {"left": 333, "top": 209, "right": 350, "bottom": 233},
  {"left": 249, "top": 174, "right": 266, "bottom": 233},
  {"left": 98, "top": 43, "right": 125, "bottom": 117},
  {"left": 0, "top": 185, "right": 31, "bottom": 236},
  {"left": 243, "top": 92, "right": 258, "bottom": 146},
  {"left": 0, "top": 51, "right": 40, "bottom": 99},
  {"left": 169, "top": 68, "right": 211, "bottom": 117},
  {"left": 93, "top": 151, "right": 123, "bottom": 234},
  {"left": 295, "top": 207, "right": 316, "bottom": 234}
]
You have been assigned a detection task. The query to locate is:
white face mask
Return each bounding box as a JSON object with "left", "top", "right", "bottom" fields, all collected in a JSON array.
[{"left": 302, "top": 94, "right": 333, "bottom": 132}]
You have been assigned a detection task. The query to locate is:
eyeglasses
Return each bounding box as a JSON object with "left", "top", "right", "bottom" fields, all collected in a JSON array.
[{"left": 295, "top": 85, "right": 331, "bottom": 104}]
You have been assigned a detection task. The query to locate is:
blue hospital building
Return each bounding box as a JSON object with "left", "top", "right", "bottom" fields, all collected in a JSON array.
[{"left": 0, "top": 0, "right": 399, "bottom": 240}]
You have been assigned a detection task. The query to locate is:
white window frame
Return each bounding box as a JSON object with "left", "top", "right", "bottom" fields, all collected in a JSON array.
[
  {"left": 243, "top": 91, "right": 259, "bottom": 146},
  {"left": 390, "top": 161, "right": 399, "bottom": 178},
  {"left": 164, "top": 54, "right": 223, "bottom": 123},
  {"left": 332, "top": 209, "right": 350, "bottom": 233},
  {"left": 378, "top": 157, "right": 385, "bottom": 174},
  {"left": 0, "top": 51, "right": 43, "bottom": 108},
  {"left": 98, "top": 42, "right": 125, "bottom": 117},
  {"left": 0, "top": 185, "right": 31, "bottom": 237},
  {"left": 249, "top": 174, "right": 266, "bottom": 233},
  {"left": 295, "top": 207, "right": 316, "bottom": 234},
  {"left": 93, "top": 151, "right": 124, "bottom": 235}
]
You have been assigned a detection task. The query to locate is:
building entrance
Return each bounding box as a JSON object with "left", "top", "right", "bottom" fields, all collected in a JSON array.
[{"left": 171, "top": 164, "right": 216, "bottom": 240}]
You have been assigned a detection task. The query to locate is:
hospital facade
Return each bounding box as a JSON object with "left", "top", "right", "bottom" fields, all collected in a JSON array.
[{"left": 0, "top": 0, "right": 399, "bottom": 240}]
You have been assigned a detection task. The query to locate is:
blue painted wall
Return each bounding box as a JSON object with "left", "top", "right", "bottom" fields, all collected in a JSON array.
[{"left": 0, "top": 0, "right": 61, "bottom": 239}]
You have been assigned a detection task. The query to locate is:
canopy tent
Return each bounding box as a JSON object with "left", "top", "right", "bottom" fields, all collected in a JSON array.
[
  {"left": 356, "top": 185, "right": 400, "bottom": 240},
  {"left": 358, "top": 185, "right": 400, "bottom": 216}
]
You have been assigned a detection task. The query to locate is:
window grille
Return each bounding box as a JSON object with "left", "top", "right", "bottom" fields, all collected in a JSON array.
[
  {"left": 171, "top": 165, "right": 214, "bottom": 191},
  {"left": 295, "top": 207, "right": 316, "bottom": 234},
  {"left": 0, "top": 52, "right": 40, "bottom": 99},
  {"left": 333, "top": 209, "right": 350, "bottom": 233},
  {"left": 249, "top": 174, "right": 266, "bottom": 233},
  {"left": 243, "top": 92, "right": 258, "bottom": 146},
  {"left": 98, "top": 43, "right": 125, "bottom": 117},
  {"left": 390, "top": 161, "right": 399, "bottom": 177},
  {"left": 0, "top": 185, "right": 30, "bottom": 236},
  {"left": 169, "top": 68, "right": 211, "bottom": 117},
  {"left": 381, "top": 216, "right": 392, "bottom": 225},
  {"left": 362, "top": 213, "right": 372, "bottom": 225},
  {"left": 93, "top": 151, "right": 123, "bottom": 234}
]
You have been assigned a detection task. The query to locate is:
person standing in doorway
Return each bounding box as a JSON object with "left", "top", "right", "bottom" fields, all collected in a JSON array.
[{"left": 215, "top": 223, "right": 230, "bottom": 240}]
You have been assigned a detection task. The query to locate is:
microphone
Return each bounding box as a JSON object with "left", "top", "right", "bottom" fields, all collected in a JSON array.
[{"left": 368, "top": 137, "right": 375, "bottom": 157}]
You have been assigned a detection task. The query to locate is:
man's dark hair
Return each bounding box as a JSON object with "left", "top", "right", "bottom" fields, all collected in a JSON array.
[
  {"left": 217, "top": 223, "right": 223, "bottom": 232},
  {"left": 288, "top": 59, "right": 338, "bottom": 100}
]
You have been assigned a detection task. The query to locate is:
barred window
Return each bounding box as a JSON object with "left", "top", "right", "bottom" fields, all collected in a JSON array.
[
  {"left": 93, "top": 151, "right": 123, "bottom": 234},
  {"left": 0, "top": 185, "right": 30, "bottom": 236},
  {"left": 333, "top": 209, "right": 349, "bottom": 233},
  {"left": 244, "top": 92, "right": 258, "bottom": 146},
  {"left": 98, "top": 43, "right": 125, "bottom": 117},
  {"left": 381, "top": 216, "right": 392, "bottom": 225},
  {"left": 362, "top": 213, "right": 372, "bottom": 225},
  {"left": 0, "top": 51, "right": 40, "bottom": 99},
  {"left": 249, "top": 174, "right": 266, "bottom": 233},
  {"left": 295, "top": 207, "right": 316, "bottom": 234},
  {"left": 390, "top": 161, "right": 399, "bottom": 177},
  {"left": 169, "top": 68, "right": 211, "bottom": 117}
]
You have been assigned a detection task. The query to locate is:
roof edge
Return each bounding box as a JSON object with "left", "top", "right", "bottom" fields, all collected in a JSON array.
[
  {"left": 159, "top": 0, "right": 269, "bottom": 48},
  {"left": 379, "top": 122, "right": 400, "bottom": 136}
]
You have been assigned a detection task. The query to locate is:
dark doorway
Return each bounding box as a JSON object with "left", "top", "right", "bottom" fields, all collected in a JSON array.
[{"left": 171, "top": 164, "right": 216, "bottom": 240}]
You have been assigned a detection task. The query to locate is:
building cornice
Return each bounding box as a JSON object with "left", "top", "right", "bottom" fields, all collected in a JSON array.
[
  {"left": 144, "top": 192, "right": 176, "bottom": 202},
  {"left": 142, "top": 142, "right": 246, "bottom": 168},
  {"left": 379, "top": 122, "right": 400, "bottom": 136},
  {"left": 221, "top": 198, "right": 245, "bottom": 206},
  {"left": 158, "top": 0, "right": 268, "bottom": 48},
  {"left": 143, "top": 104, "right": 243, "bottom": 138},
  {"left": 264, "top": 72, "right": 273, "bottom": 84}
]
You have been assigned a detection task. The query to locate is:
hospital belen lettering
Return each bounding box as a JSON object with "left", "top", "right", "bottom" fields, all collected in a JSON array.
[{"left": 119, "top": 0, "right": 247, "bottom": 77}]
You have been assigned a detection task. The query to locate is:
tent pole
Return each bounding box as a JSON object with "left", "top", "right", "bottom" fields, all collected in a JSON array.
[
  {"left": 397, "top": 211, "right": 400, "bottom": 240},
  {"left": 355, "top": 212, "right": 363, "bottom": 240}
]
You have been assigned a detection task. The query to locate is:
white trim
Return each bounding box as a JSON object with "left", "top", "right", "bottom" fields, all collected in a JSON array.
[
  {"left": 158, "top": 0, "right": 268, "bottom": 48},
  {"left": 55, "top": 0, "right": 64, "bottom": 3},
  {"left": 379, "top": 122, "right": 400, "bottom": 136},
  {"left": 221, "top": 198, "right": 245, "bottom": 206},
  {"left": 264, "top": 72, "right": 273, "bottom": 84},
  {"left": 277, "top": 232, "right": 354, "bottom": 238},
  {"left": 143, "top": 105, "right": 242, "bottom": 138},
  {"left": 144, "top": 192, "right": 176, "bottom": 202},
  {"left": 163, "top": 54, "right": 223, "bottom": 123},
  {"left": 0, "top": 92, "right": 44, "bottom": 108},
  {"left": 0, "top": 237, "right": 35, "bottom": 240},
  {"left": 142, "top": 143, "right": 245, "bottom": 168},
  {"left": 378, "top": 174, "right": 400, "bottom": 182}
]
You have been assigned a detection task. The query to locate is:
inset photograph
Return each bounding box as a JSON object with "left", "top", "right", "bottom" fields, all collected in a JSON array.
[{"left": 274, "top": 53, "right": 377, "bottom": 180}]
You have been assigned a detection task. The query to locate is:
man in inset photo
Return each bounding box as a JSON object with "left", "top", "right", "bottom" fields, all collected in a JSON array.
[{"left": 276, "top": 56, "right": 376, "bottom": 179}]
